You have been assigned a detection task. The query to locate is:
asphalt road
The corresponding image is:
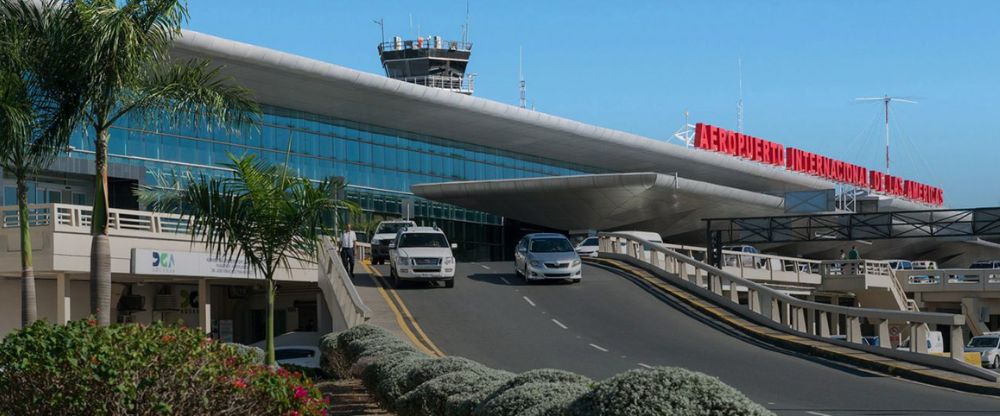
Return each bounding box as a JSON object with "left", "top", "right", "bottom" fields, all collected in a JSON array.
[{"left": 368, "top": 261, "right": 1000, "bottom": 416}]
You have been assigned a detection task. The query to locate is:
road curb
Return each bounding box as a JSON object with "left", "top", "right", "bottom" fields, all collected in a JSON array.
[{"left": 587, "top": 257, "right": 1000, "bottom": 396}]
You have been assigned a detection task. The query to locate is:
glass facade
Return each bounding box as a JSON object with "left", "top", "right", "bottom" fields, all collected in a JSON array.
[{"left": 40, "top": 105, "right": 602, "bottom": 260}]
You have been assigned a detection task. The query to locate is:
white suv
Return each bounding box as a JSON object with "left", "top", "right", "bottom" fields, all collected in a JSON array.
[
  {"left": 389, "top": 226, "right": 457, "bottom": 288},
  {"left": 370, "top": 220, "right": 416, "bottom": 265}
]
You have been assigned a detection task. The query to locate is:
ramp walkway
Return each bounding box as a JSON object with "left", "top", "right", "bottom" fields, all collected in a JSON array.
[{"left": 596, "top": 232, "right": 1000, "bottom": 394}]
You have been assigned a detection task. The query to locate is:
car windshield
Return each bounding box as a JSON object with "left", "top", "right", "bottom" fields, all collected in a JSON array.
[
  {"left": 969, "top": 337, "right": 1000, "bottom": 348},
  {"left": 530, "top": 238, "right": 574, "bottom": 253},
  {"left": 376, "top": 222, "right": 411, "bottom": 235},
  {"left": 970, "top": 262, "right": 995, "bottom": 269},
  {"left": 580, "top": 237, "right": 598, "bottom": 246},
  {"left": 399, "top": 233, "right": 448, "bottom": 248}
]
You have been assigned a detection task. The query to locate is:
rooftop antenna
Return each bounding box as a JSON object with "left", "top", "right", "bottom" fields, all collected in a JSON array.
[
  {"left": 373, "top": 18, "right": 385, "bottom": 45},
  {"left": 672, "top": 110, "right": 695, "bottom": 146},
  {"left": 461, "top": 0, "right": 470, "bottom": 44},
  {"left": 519, "top": 46, "right": 526, "bottom": 109},
  {"left": 737, "top": 58, "right": 744, "bottom": 133},
  {"left": 855, "top": 95, "right": 917, "bottom": 175}
]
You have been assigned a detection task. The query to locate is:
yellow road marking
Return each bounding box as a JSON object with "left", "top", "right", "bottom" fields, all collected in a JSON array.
[{"left": 363, "top": 262, "right": 445, "bottom": 357}]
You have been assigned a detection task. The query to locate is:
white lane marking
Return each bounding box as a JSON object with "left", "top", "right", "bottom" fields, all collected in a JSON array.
[
  {"left": 499, "top": 277, "right": 511, "bottom": 285},
  {"left": 806, "top": 412, "right": 832, "bottom": 416},
  {"left": 480, "top": 264, "right": 491, "bottom": 270},
  {"left": 637, "top": 363, "right": 654, "bottom": 369},
  {"left": 551, "top": 319, "right": 568, "bottom": 329},
  {"left": 523, "top": 296, "right": 536, "bottom": 307},
  {"left": 589, "top": 343, "right": 609, "bottom": 352}
]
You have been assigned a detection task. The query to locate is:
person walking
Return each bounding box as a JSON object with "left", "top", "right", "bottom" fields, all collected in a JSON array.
[
  {"left": 340, "top": 223, "right": 357, "bottom": 277},
  {"left": 847, "top": 245, "right": 860, "bottom": 260},
  {"left": 839, "top": 249, "right": 846, "bottom": 260}
]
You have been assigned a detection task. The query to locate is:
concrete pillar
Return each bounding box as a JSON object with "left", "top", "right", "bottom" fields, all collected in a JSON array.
[
  {"left": 819, "top": 311, "right": 831, "bottom": 337},
  {"left": 830, "top": 295, "right": 841, "bottom": 335},
  {"left": 317, "top": 292, "right": 333, "bottom": 334},
  {"left": 198, "top": 279, "right": 211, "bottom": 334},
  {"left": 56, "top": 273, "right": 70, "bottom": 325},
  {"left": 728, "top": 281, "right": 739, "bottom": 304},
  {"left": 950, "top": 325, "right": 965, "bottom": 361},
  {"left": 911, "top": 323, "right": 928, "bottom": 353},
  {"left": 847, "top": 316, "right": 862, "bottom": 343},
  {"left": 877, "top": 319, "right": 891, "bottom": 348},
  {"left": 805, "top": 295, "right": 816, "bottom": 335}
]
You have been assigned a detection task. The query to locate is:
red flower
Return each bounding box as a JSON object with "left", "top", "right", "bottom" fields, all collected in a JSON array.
[
  {"left": 232, "top": 378, "right": 248, "bottom": 389},
  {"left": 293, "top": 386, "right": 309, "bottom": 400},
  {"left": 161, "top": 334, "right": 176, "bottom": 343},
  {"left": 86, "top": 318, "right": 97, "bottom": 327},
  {"left": 285, "top": 411, "right": 300, "bottom": 416}
]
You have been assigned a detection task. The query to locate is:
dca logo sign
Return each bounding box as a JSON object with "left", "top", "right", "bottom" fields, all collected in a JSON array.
[{"left": 152, "top": 251, "right": 176, "bottom": 270}]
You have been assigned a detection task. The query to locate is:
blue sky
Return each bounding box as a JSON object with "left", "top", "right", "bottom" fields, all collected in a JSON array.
[{"left": 186, "top": 1, "right": 1000, "bottom": 207}]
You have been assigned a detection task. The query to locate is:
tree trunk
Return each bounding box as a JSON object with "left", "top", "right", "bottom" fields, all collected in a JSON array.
[
  {"left": 265, "top": 277, "right": 276, "bottom": 365},
  {"left": 17, "top": 177, "right": 36, "bottom": 327},
  {"left": 90, "top": 128, "right": 111, "bottom": 325}
]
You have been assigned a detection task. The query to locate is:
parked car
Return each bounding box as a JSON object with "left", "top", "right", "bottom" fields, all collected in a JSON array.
[
  {"left": 896, "top": 330, "right": 944, "bottom": 354},
  {"left": 274, "top": 346, "right": 321, "bottom": 369},
  {"left": 970, "top": 260, "right": 1000, "bottom": 270},
  {"left": 388, "top": 226, "right": 457, "bottom": 288},
  {"left": 887, "top": 259, "right": 914, "bottom": 271},
  {"left": 615, "top": 231, "right": 664, "bottom": 253},
  {"left": 515, "top": 233, "right": 582, "bottom": 283},
  {"left": 723, "top": 245, "right": 762, "bottom": 268},
  {"left": 966, "top": 335, "right": 1000, "bottom": 369},
  {"left": 370, "top": 220, "right": 416, "bottom": 265},
  {"left": 575, "top": 236, "right": 600, "bottom": 257}
]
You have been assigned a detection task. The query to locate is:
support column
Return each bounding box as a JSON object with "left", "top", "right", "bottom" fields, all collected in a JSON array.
[
  {"left": 317, "top": 292, "right": 333, "bottom": 334},
  {"left": 830, "top": 295, "right": 842, "bottom": 335},
  {"left": 950, "top": 325, "right": 965, "bottom": 361},
  {"left": 198, "top": 279, "right": 211, "bottom": 334},
  {"left": 911, "top": 323, "right": 928, "bottom": 353},
  {"left": 805, "top": 295, "right": 816, "bottom": 335},
  {"left": 847, "top": 316, "right": 862, "bottom": 343},
  {"left": 877, "top": 319, "right": 891, "bottom": 348},
  {"left": 56, "top": 273, "right": 70, "bottom": 325}
]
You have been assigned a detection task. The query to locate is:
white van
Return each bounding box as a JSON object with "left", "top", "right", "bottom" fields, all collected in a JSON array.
[{"left": 896, "top": 330, "right": 944, "bottom": 353}]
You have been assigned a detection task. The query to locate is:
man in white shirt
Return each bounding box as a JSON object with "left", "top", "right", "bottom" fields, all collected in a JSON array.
[{"left": 340, "top": 223, "right": 357, "bottom": 277}]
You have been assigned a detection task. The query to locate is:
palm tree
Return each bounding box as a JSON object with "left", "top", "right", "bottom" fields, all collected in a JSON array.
[
  {"left": 138, "top": 154, "right": 359, "bottom": 364},
  {"left": 0, "top": 1, "right": 95, "bottom": 326},
  {"left": 71, "top": 0, "right": 259, "bottom": 325}
]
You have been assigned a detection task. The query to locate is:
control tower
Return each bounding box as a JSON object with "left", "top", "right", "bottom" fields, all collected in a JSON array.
[{"left": 378, "top": 36, "right": 474, "bottom": 94}]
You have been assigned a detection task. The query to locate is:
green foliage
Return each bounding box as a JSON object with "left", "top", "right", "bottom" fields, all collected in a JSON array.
[
  {"left": 566, "top": 367, "right": 774, "bottom": 416},
  {"left": 475, "top": 381, "right": 591, "bottom": 416},
  {"left": 322, "top": 326, "right": 771, "bottom": 416},
  {"left": 0, "top": 319, "right": 327, "bottom": 416},
  {"left": 397, "top": 369, "right": 514, "bottom": 416}
]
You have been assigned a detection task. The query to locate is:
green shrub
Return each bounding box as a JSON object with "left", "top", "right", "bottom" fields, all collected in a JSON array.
[
  {"left": 470, "top": 368, "right": 593, "bottom": 407},
  {"left": 321, "top": 324, "right": 417, "bottom": 378},
  {"left": 362, "top": 350, "right": 433, "bottom": 408},
  {"left": 231, "top": 343, "right": 266, "bottom": 365},
  {"left": 396, "top": 369, "right": 514, "bottom": 416},
  {"left": 0, "top": 319, "right": 327, "bottom": 416},
  {"left": 400, "top": 356, "right": 488, "bottom": 394},
  {"left": 566, "top": 367, "right": 773, "bottom": 416},
  {"left": 475, "top": 381, "right": 591, "bottom": 416}
]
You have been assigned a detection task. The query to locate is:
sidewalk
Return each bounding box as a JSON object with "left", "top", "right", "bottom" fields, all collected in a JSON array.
[{"left": 349, "top": 261, "right": 411, "bottom": 343}]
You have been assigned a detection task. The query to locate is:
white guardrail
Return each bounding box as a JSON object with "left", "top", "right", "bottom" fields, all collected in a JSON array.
[
  {"left": 599, "top": 232, "right": 968, "bottom": 360},
  {"left": 319, "top": 237, "right": 371, "bottom": 328},
  {"left": 1, "top": 203, "right": 193, "bottom": 235},
  {"left": 896, "top": 269, "right": 1000, "bottom": 292}
]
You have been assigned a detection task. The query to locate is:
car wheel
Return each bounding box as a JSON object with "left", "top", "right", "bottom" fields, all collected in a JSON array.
[
  {"left": 993, "top": 356, "right": 999, "bottom": 369},
  {"left": 523, "top": 265, "right": 530, "bottom": 283},
  {"left": 392, "top": 273, "right": 401, "bottom": 288},
  {"left": 572, "top": 278, "right": 581, "bottom": 284},
  {"left": 515, "top": 263, "right": 522, "bottom": 276},
  {"left": 445, "top": 279, "right": 455, "bottom": 288}
]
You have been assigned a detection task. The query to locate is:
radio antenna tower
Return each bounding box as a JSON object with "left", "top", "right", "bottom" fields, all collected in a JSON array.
[
  {"left": 519, "top": 46, "right": 526, "bottom": 109},
  {"left": 737, "top": 58, "right": 744, "bottom": 133},
  {"left": 855, "top": 95, "right": 917, "bottom": 175},
  {"left": 461, "top": 0, "right": 470, "bottom": 44}
]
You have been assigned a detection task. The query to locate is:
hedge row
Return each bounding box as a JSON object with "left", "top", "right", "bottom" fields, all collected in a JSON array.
[{"left": 321, "top": 324, "right": 773, "bottom": 416}]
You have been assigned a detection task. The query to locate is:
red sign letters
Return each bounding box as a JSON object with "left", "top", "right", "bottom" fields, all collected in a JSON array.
[{"left": 694, "top": 123, "right": 943, "bottom": 206}]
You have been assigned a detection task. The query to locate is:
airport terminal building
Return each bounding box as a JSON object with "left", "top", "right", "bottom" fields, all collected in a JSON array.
[{"left": 0, "top": 30, "right": 992, "bottom": 338}]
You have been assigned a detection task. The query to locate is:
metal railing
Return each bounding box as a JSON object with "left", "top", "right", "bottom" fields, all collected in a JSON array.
[
  {"left": 654, "top": 242, "right": 824, "bottom": 285},
  {"left": 378, "top": 38, "right": 472, "bottom": 52},
  {"left": 599, "top": 232, "right": 967, "bottom": 360},
  {"left": 896, "top": 268, "right": 1000, "bottom": 292},
  {"left": 1, "top": 203, "right": 192, "bottom": 235},
  {"left": 319, "top": 237, "right": 371, "bottom": 328}
]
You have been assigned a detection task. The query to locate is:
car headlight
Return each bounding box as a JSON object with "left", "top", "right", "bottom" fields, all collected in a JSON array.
[
  {"left": 572, "top": 259, "right": 581, "bottom": 267},
  {"left": 529, "top": 260, "right": 542, "bottom": 267},
  {"left": 444, "top": 257, "right": 455, "bottom": 265},
  {"left": 397, "top": 257, "right": 411, "bottom": 266}
]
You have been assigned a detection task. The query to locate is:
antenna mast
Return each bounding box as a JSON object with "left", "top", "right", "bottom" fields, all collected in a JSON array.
[
  {"left": 737, "top": 58, "right": 744, "bottom": 133},
  {"left": 519, "top": 46, "right": 526, "bottom": 109},
  {"left": 855, "top": 94, "right": 917, "bottom": 176},
  {"left": 461, "top": 0, "right": 470, "bottom": 44}
]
